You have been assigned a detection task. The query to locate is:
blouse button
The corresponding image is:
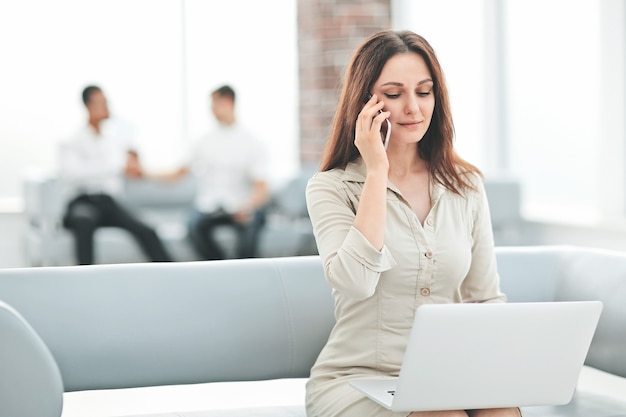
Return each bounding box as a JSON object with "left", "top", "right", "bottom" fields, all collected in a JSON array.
[
  {"left": 426, "top": 218, "right": 433, "bottom": 226},
  {"left": 420, "top": 288, "right": 431, "bottom": 296},
  {"left": 425, "top": 250, "right": 433, "bottom": 259}
]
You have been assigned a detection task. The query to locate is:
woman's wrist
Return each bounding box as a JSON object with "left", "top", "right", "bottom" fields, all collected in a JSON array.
[{"left": 365, "top": 169, "right": 388, "bottom": 186}]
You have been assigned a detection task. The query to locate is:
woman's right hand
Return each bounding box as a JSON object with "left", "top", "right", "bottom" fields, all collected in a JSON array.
[{"left": 354, "top": 94, "right": 391, "bottom": 175}]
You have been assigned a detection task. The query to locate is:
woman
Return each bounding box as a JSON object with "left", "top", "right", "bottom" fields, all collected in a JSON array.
[{"left": 305, "top": 30, "right": 520, "bottom": 417}]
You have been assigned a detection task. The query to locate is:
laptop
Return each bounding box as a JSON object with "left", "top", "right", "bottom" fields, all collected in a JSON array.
[{"left": 349, "top": 301, "right": 603, "bottom": 412}]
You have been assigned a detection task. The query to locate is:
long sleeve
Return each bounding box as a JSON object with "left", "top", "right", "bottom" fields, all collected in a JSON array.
[
  {"left": 56, "top": 123, "right": 130, "bottom": 198},
  {"left": 460, "top": 177, "right": 506, "bottom": 303},
  {"left": 58, "top": 141, "right": 121, "bottom": 183},
  {"left": 306, "top": 171, "right": 397, "bottom": 300}
]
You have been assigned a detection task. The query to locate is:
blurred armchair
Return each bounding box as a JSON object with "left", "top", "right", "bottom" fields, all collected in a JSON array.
[
  {"left": 483, "top": 177, "right": 523, "bottom": 246},
  {"left": 258, "top": 167, "right": 318, "bottom": 258}
]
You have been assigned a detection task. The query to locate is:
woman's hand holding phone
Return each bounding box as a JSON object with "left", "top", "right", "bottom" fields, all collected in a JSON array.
[
  {"left": 365, "top": 93, "right": 391, "bottom": 150},
  {"left": 355, "top": 93, "right": 391, "bottom": 174}
]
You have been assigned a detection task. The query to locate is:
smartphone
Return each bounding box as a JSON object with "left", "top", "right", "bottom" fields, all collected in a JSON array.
[{"left": 365, "top": 93, "right": 391, "bottom": 149}]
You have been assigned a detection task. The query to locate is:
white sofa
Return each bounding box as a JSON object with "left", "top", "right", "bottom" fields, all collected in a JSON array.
[
  {"left": 21, "top": 172, "right": 318, "bottom": 266},
  {"left": 2, "top": 246, "right": 624, "bottom": 417}
]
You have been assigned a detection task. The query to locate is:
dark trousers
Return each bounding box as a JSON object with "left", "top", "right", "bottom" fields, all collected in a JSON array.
[
  {"left": 63, "top": 194, "right": 172, "bottom": 265},
  {"left": 187, "top": 208, "right": 266, "bottom": 261}
]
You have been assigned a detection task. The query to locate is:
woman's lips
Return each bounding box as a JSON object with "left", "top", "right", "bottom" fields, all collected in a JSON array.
[{"left": 398, "top": 121, "right": 421, "bottom": 129}]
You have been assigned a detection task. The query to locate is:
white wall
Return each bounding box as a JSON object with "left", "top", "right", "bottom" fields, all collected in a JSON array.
[
  {"left": 505, "top": 0, "right": 602, "bottom": 221},
  {"left": 392, "top": 0, "right": 489, "bottom": 171},
  {"left": 0, "top": 0, "right": 299, "bottom": 210},
  {"left": 394, "top": 0, "right": 626, "bottom": 228}
]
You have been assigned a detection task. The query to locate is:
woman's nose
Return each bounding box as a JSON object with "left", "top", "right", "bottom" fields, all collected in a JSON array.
[{"left": 405, "top": 95, "right": 420, "bottom": 115}]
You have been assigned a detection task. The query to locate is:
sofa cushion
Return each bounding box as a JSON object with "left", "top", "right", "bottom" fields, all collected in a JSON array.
[
  {"left": 60, "top": 367, "right": 626, "bottom": 417},
  {"left": 61, "top": 378, "right": 307, "bottom": 417},
  {"left": 521, "top": 367, "right": 626, "bottom": 417}
]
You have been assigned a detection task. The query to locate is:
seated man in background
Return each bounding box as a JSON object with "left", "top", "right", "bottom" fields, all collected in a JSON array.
[
  {"left": 158, "top": 85, "right": 269, "bottom": 260},
  {"left": 58, "top": 85, "right": 172, "bottom": 265}
]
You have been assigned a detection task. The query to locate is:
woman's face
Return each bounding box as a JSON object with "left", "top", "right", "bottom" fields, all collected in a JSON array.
[{"left": 371, "top": 52, "right": 435, "bottom": 146}]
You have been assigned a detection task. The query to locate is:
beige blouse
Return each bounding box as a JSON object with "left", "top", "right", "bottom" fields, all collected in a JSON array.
[{"left": 305, "top": 157, "right": 505, "bottom": 417}]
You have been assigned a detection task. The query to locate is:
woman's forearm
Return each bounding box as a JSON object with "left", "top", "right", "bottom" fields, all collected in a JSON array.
[{"left": 353, "top": 170, "right": 388, "bottom": 251}]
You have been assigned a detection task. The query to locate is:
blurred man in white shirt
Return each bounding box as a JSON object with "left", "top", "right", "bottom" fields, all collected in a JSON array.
[
  {"left": 158, "top": 85, "right": 269, "bottom": 260},
  {"left": 58, "top": 85, "right": 172, "bottom": 265}
]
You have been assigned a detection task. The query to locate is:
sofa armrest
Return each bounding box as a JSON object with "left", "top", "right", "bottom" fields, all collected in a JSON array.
[
  {"left": 22, "top": 173, "right": 65, "bottom": 229},
  {"left": 0, "top": 300, "right": 64, "bottom": 417}
]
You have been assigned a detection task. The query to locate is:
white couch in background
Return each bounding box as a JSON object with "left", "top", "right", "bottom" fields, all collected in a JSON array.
[{"left": 21, "top": 171, "right": 317, "bottom": 266}]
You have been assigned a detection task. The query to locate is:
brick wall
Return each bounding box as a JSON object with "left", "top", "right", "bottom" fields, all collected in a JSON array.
[{"left": 297, "top": 0, "right": 392, "bottom": 166}]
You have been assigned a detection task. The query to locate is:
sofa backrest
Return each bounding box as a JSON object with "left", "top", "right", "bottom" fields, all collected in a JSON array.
[
  {"left": 552, "top": 247, "right": 626, "bottom": 378},
  {"left": 496, "top": 245, "right": 626, "bottom": 379},
  {"left": 1, "top": 246, "right": 625, "bottom": 392},
  {"left": 495, "top": 246, "right": 564, "bottom": 303},
  {"left": 122, "top": 176, "right": 197, "bottom": 210},
  {"left": 0, "top": 256, "right": 335, "bottom": 391}
]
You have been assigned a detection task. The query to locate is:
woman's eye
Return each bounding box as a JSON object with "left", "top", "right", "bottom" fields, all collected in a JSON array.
[
  {"left": 384, "top": 93, "right": 400, "bottom": 99},
  {"left": 417, "top": 90, "right": 432, "bottom": 97}
]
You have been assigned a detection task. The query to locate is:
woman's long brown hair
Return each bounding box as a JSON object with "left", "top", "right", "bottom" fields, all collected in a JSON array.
[{"left": 319, "top": 30, "right": 481, "bottom": 195}]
